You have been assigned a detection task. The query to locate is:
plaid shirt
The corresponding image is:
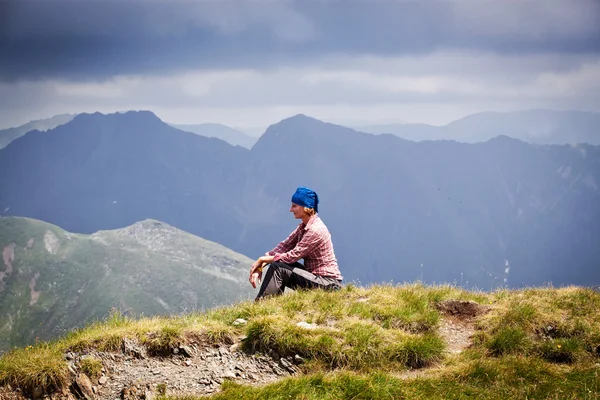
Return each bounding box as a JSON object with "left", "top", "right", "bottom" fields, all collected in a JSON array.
[{"left": 268, "top": 214, "right": 342, "bottom": 280}]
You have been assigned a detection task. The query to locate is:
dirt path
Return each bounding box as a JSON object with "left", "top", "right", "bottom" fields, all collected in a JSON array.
[{"left": 57, "top": 337, "right": 299, "bottom": 400}]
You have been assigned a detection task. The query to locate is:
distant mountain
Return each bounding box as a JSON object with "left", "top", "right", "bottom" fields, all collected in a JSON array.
[
  {"left": 0, "top": 114, "right": 75, "bottom": 149},
  {"left": 0, "top": 111, "right": 598, "bottom": 292},
  {"left": 171, "top": 123, "right": 257, "bottom": 149},
  {"left": 0, "top": 217, "right": 255, "bottom": 353},
  {"left": 355, "top": 122, "right": 408, "bottom": 134},
  {"left": 0, "top": 111, "right": 250, "bottom": 249},
  {"left": 361, "top": 110, "right": 600, "bottom": 145}
]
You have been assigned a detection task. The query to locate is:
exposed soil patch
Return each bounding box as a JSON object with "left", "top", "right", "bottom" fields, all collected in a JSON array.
[
  {"left": 435, "top": 299, "right": 488, "bottom": 320},
  {"left": 2, "top": 337, "right": 301, "bottom": 400},
  {"left": 1, "top": 243, "right": 16, "bottom": 292},
  {"left": 44, "top": 231, "right": 60, "bottom": 254},
  {"left": 435, "top": 299, "right": 489, "bottom": 355},
  {"left": 92, "top": 339, "right": 298, "bottom": 399},
  {"left": 29, "top": 272, "right": 41, "bottom": 306}
]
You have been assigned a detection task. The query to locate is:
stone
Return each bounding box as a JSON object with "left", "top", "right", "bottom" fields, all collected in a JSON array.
[
  {"left": 294, "top": 354, "right": 305, "bottom": 365},
  {"left": 32, "top": 386, "right": 44, "bottom": 400},
  {"left": 179, "top": 345, "right": 194, "bottom": 358},
  {"left": 73, "top": 373, "right": 95, "bottom": 400},
  {"left": 98, "top": 377, "right": 108, "bottom": 385},
  {"left": 121, "top": 338, "right": 147, "bottom": 359},
  {"left": 229, "top": 343, "right": 242, "bottom": 353},
  {"left": 232, "top": 318, "right": 247, "bottom": 326},
  {"left": 296, "top": 321, "right": 317, "bottom": 330},
  {"left": 279, "top": 358, "right": 295, "bottom": 373},
  {"left": 222, "top": 370, "right": 236, "bottom": 380}
]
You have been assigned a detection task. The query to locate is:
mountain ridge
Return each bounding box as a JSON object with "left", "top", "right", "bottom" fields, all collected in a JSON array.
[{"left": 0, "top": 215, "right": 256, "bottom": 353}]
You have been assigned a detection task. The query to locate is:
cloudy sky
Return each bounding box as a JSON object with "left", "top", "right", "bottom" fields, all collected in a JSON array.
[{"left": 1, "top": 0, "right": 599, "bottom": 130}]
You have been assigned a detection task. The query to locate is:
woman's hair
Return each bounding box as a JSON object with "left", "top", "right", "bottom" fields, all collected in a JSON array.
[{"left": 304, "top": 207, "right": 316, "bottom": 216}]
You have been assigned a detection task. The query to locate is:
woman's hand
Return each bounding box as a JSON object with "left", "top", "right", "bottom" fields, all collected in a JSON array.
[
  {"left": 249, "top": 259, "right": 264, "bottom": 288},
  {"left": 248, "top": 256, "right": 275, "bottom": 288}
]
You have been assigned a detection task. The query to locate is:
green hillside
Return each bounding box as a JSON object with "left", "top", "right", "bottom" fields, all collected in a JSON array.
[
  {"left": 1, "top": 283, "right": 598, "bottom": 399},
  {"left": 0, "top": 217, "right": 255, "bottom": 353}
]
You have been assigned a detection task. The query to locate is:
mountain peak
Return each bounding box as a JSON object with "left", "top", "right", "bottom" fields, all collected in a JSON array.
[{"left": 72, "top": 110, "right": 162, "bottom": 125}]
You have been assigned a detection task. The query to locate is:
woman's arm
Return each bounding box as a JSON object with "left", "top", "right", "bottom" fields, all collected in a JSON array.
[
  {"left": 273, "top": 229, "right": 322, "bottom": 264},
  {"left": 267, "top": 225, "right": 301, "bottom": 255}
]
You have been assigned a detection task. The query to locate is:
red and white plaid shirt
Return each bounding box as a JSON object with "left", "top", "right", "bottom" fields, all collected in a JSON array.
[{"left": 268, "top": 214, "right": 342, "bottom": 280}]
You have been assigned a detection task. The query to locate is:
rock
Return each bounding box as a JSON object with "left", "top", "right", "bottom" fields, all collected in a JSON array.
[
  {"left": 143, "top": 390, "right": 154, "bottom": 400},
  {"left": 222, "top": 370, "right": 236, "bottom": 380},
  {"left": 229, "top": 343, "right": 242, "bottom": 353},
  {"left": 65, "top": 353, "right": 75, "bottom": 361},
  {"left": 67, "top": 363, "right": 77, "bottom": 375},
  {"left": 120, "top": 386, "right": 138, "bottom": 400},
  {"left": 152, "top": 369, "right": 161, "bottom": 375},
  {"left": 296, "top": 321, "right": 317, "bottom": 330},
  {"left": 172, "top": 348, "right": 179, "bottom": 355},
  {"left": 279, "top": 358, "right": 295, "bottom": 373},
  {"left": 232, "top": 318, "right": 247, "bottom": 326},
  {"left": 73, "top": 373, "right": 95, "bottom": 400},
  {"left": 32, "top": 386, "right": 44, "bottom": 400},
  {"left": 98, "top": 377, "right": 108, "bottom": 385},
  {"left": 122, "top": 338, "right": 147, "bottom": 359},
  {"left": 218, "top": 347, "right": 229, "bottom": 357},
  {"left": 179, "top": 345, "right": 194, "bottom": 358},
  {"left": 268, "top": 349, "right": 280, "bottom": 361},
  {"left": 294, "top": 354, "right": 305, "bottom": 365}
]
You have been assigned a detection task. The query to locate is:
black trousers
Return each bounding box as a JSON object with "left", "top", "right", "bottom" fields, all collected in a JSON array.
[{"left": 255, "top": 261, "right": 342, "bottom": 301}]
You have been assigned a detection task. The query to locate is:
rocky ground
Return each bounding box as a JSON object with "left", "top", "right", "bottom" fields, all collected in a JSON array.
[{"left": 0, "top": 300, "right": 486, "bottom": 400}]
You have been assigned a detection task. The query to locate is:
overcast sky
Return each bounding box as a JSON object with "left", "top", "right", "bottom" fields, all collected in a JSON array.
[{"left": 1, "top": 0, "right": 599, "bottom": 130}]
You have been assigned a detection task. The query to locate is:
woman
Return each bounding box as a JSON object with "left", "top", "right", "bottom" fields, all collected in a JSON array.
[{"left": 249, "top": 186, "right": 343, "bottom": 301}]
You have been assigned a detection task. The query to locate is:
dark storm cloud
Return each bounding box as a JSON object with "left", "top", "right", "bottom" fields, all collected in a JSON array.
[{"left": 1, "top": 0, "right": 599, "bottom": 81}]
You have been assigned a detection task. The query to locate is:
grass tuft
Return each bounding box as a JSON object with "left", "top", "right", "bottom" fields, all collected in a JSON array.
[
  {"left": 78, "top": 356, "right": 103, "bottom": 379},
  {"left": 0, "top": 345, "right": 69, "bottom": 396},
  {"left": 486, "top": 326, "right": 532, "bottom": 356}
]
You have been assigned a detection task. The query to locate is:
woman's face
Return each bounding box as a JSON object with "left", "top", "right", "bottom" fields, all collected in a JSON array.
[{"left": 290, "top": 203, "right": 306, "bottom": 219}]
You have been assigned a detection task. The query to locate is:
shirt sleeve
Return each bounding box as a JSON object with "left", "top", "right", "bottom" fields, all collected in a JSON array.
[
  {"left": 274, "top": 228, "right": 322, "bottom": 264},
  {"left": 267, "top": 225, "right": 301, "bottom": 256}
]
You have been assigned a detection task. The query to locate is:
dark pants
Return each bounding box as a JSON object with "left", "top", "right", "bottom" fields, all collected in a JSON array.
[{"left": 255, "top": 261, "right": 342, "bottom": 301}]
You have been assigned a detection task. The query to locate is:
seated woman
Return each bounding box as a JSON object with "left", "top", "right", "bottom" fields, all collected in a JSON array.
[{"left": 249, "top": 186, "right": 343, "bottom": 301}]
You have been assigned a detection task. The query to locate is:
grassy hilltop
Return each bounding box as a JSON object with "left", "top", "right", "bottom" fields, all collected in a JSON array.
[{"left": 1, "top": 283, "right": 599, "bottom": 399}]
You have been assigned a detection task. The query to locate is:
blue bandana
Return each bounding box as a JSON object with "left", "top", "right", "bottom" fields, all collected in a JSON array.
[{"left": 291, "top": 187, "right": 319, "bottom": 212}]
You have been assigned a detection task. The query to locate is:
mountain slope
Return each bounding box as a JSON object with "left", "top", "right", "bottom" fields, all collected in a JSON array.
[
  {"left": 0, "top": 112, "right": 598, "bottom": 291},
  {"left": 360, "top": 109, "right": 600, "bottom": 145},
  {"left": 0, "top": 111, "right": 250, "bottom": 249},
  {"left": 248, "top": 115, "right": 600, "bottom": 288},
  {"left": 0, "top": 114, "right": 75, "bottom": 149},
  {"left": 171, "top": 123, "right": 257, "bottom": 149},
  {"left": 0, "top": 217, "right": 255, "bottom": 353}
]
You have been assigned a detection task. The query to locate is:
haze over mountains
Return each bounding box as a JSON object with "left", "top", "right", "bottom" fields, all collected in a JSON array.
[
  {"left": 170, "top": 123, "right": 257, "bottom": 149},
  {"left": 0, "top": 114, "right": 75, "bottom": 149},
  {"left": 0, "top": 217, "right": 255, "bottom": 353},
  {"left": 357, "top": 110, "right": 600, "bottom": 145},
  {"left": 0, "top": 110, "right": 598, "bottom": 292}
]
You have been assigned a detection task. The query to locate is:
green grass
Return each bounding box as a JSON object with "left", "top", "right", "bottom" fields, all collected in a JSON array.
[
  {"left": 157, "top": 358, "right": 599, "bottom": 400},
  {"left": 1, "top": 283, "right": 599, "bottom": 399}
]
